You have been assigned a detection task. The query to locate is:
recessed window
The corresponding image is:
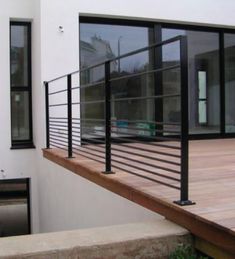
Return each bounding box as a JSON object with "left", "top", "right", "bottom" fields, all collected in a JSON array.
[
  {"left": 10, "top": 22, "right": 34, "bottom": 148},
  {"left": 0, "top": 178, "right": 31, "bottom": 237}
]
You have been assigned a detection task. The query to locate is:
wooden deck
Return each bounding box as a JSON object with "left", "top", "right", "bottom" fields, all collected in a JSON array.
[{"left": 43, "top": 138, "right": 235, "bottom": 256}]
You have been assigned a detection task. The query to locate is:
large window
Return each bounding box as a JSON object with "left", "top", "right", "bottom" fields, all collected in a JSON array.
[{"left": 10, "top": 22, "right": 34, "bottom": 148}]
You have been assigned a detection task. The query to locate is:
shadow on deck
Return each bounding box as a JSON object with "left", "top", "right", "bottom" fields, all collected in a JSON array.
[{"left": 43, "top": 138, "right": 235, "bottom": 256}]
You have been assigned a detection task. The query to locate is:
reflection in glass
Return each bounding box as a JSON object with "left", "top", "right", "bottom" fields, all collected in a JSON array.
[
  {"left": 80, "top": 23, "right": 154, "bottom": 136},
  {"left": 11, "top": 92, "right": 30, "bottom": 140},
  {"left": 225, "top": 33, "right": 235, "bottom": 133},
  {"left": 10, "top": 25, "right": 28, "bottom": 87},
  {"left": 162, "top": 29, "right": 220, "bottom": 134},
  {"left": 0, "top": 179, "right": 30, "bottom": 237}
]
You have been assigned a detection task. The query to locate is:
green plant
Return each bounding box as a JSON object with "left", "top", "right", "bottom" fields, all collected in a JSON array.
[{"left": 169, "top": 244, "right": 209, "bottom": 259}]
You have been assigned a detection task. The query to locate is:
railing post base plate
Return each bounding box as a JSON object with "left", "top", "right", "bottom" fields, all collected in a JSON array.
[{"left": 174, "top": 200, "right": 196, "bottom": 206}]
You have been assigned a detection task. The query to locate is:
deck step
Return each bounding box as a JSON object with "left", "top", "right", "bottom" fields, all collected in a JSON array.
[{"left": 0, "top": 219, "right": 191, "bottom": 258}]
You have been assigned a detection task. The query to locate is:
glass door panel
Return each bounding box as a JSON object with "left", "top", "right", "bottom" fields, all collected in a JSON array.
[{"left": 162, "top": 28, "right": 220, "bottom": 135}]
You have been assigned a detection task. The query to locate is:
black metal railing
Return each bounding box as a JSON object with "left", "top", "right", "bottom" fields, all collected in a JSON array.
[{"left": 44, "top": 35, "right": 195, "bottom": 206}]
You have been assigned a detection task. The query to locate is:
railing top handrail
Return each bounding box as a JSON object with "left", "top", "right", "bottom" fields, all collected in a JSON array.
[{"left": 44, "top": 35, "right": 184, "bottom": 84}]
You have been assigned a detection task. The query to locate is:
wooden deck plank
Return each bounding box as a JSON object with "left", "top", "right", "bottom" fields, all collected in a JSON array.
[{"left": 43, "top": 139, "right": 235, "bottom": 255}]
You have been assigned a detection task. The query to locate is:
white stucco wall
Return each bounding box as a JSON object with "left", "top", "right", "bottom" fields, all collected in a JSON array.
[
  {"left": 0, "top": 0, "right": 40, "bottom": 233},
  {"left": 2, "top": 0, "right": 235, "bottom": 234},
  {"left": 36, "top": 0, "right": 235, "bottom": 232}
]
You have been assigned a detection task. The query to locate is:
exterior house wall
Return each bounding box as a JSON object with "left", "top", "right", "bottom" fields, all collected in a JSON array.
[
  {"left": 0, "top": 0, "right": 40, "bottom": 232},
  {"left": 2, "top": 0, "right": 235, "bottom": 234},
  {"left": 36, "top": 0, "right": 235, "bottom": 232}
]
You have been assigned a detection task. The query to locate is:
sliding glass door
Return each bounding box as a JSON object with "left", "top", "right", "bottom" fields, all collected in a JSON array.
[{"left": 79, "top": 17, "right": 235, "bottom": 138}]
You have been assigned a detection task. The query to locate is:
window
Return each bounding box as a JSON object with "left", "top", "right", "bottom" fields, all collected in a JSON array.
[
  {"left": 10, "top": 22, "right": 34, "bottom": 148},
  {"left": 0, "top": 178, "right": 31, "bottom": 237}
]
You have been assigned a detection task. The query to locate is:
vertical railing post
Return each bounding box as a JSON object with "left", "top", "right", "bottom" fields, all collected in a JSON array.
[
  {"left": 103, "top": 61, "right": 113, "bottom": 174},
  {"left": 44, "top": 81, "right": 50, "bottom": 149},
  {"left": 174, "top": 36, "right": 195, "bottom": 206},
  {"left": 67, "top": 74, "right": 73, "bottom": 158}
]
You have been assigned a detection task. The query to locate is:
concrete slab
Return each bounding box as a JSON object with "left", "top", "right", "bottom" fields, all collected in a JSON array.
[{"left": 0, "top": 219, "right": 191, "bottom": 258}]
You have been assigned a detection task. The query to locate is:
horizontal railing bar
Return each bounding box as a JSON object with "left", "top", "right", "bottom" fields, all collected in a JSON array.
[
  {"left": 77, "top": 118, "right": 105, "bottom": 122},
  {"left": 111, "top": 136, "right": 181, "bottom": 150},
  {"left": 73, "top": 146, "right": 105, "bottom": 159},
  {"left": 49, "top": 120, "right": 80, "bottom": 126},
  {"left": 49, "top": 123, "right": 68, "bottom": 128},
  {"left": 111, "top": 94, "right": 180, "bottom": 103},
  {"left": 112, "top": 163, "right": 180, "bottom": 190},
  {"left": 72, "top": 126, "right": 81, "bottom": 130},
  {"left": 81, "top": 137, "right": 105, "bottom": 144},
  {"left": 80, "top": 145, "right": 105, "bottom": 155},
  {"left": 45, "top": 36, "right": 182, "bottom": 84},
  {"left": 50, "top": 136, "right": 68, "bottom": 144},
  {"left": 72, "top": 132, "right": 81, "bottom": 136},
  {"left": 49, "top": 132, "right": 68, "bottom": 140},
  {"left": 78, "top": 99, "right": 105, "bottom": 105},
  {"left": 49, "top": 88, "right": 67, "bottom": 95},
  {"left": 71, "top": 86, "right": 80, "bottom": 90},
  {"left": 111, "top": 155, "right": 180, "bottom": 176},
  {"left": 50, "top": 139, "right": 68, "bottom": 147},
  {"left": 49, "top": 117, "right": 79, "bottom": 120},
  {"left": 81, "top": 119, "right": 179, "bottom": 127},
  {"left": 73, "top": 150, "right": 105, "bottom": 164},
  {"left": 81, "top": 140, "right": 105, "bottom": 148},
  {"left": 50, "top": 130, "right": 68, "bottom": 136},
  {"left": 112, "top": 125, "right": 181, "bottom": 134},
  {"left": 89, "top": 126, "right": 180, "bottom": 142},
  {"left": 110, "top": 64, "right": 180, "bottom": 83},
  {"left": 49, "top": 103, "right": 67, "bottom": 107},
  {"left": 112, "top": 158, "right": 180, "bottom": 181},
  {"left": 79, "top": 80, "right": 105, "bottom": 89},
  {"left": 111, "top": 146, "right": 180, "bottom": 166},
  {"left": 110, "top": 35, "right": 182, "bottom": 63},
  {"left": 82, "top": 132, "right": 105, "bottom": 138},
  {"left": 72, "top": 130, "right": 81, "bottom": 135},
  {"left": 49, "top": 120, "right": 67, "bottom": 124},
  {"left": 49, "top": 126, "right": 68, "bottom": 131},
  {"left": 111, "top": 129, "right": 180, "bottom": 142},
  {"left": 112, "top": 142, "right": 180, "bottom": 158},
  {"left": 53, "top": 124, "right": 79, "bottom": 130},
  {"left": 50, "top": 142, "right": 68, "bottom": 151},
  {"left": 70, "top": 137, "right": 81, "bottom": 144},
  {"left": 111, "top": 119, "right": 180, "bottom": 126}
]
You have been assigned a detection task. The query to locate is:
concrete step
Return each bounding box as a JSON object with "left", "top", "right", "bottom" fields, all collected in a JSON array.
[{"left": 0, "top": 219, "right": 192, "bottom": 259}]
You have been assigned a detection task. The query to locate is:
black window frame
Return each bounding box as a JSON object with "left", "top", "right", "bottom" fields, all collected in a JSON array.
[{"left": 10, "top": 21, "right": 35, "bottom": 149}]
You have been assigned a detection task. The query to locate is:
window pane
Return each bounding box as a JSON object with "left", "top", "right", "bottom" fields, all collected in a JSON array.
[
  {"left": 80, "top": 23, "right": 154, "bottom": 136},
  {"left": 11, "top": 92, "right": 30, "bottom": 140},
  {"left": 0, "top": 179, "right": 30, "bottom": 237},
  {"left": 10, "top": 25, "right": 29, "bottom": 87},
  {"left": 225, "top": 33, "right": 235, "bottom": 133},
  {"left": 162, "top": 29, "right": 220, "bottom": 134}
]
